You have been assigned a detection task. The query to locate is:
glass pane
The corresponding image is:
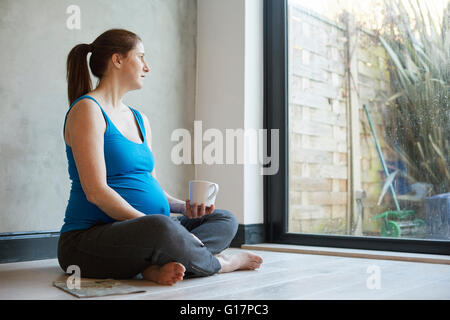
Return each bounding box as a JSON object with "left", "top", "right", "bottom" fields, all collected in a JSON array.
[{"left": 287, "top": 0, "right": 449, "bottom": 240}]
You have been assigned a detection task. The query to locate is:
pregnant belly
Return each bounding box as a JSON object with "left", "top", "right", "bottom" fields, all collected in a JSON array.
[{"left": 107, "top": 172, "right": 170, "bottom": 215}]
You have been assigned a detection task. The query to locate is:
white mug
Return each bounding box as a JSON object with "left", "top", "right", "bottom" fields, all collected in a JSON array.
[{"left": 189, "top": 180, "right": 219, "bottom": 207}]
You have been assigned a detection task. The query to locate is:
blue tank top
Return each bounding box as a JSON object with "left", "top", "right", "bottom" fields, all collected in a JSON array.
[{"left": 60, "top": 95, "right": 170, "bottom": 233}]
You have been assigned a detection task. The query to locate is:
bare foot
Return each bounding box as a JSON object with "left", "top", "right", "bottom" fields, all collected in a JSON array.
[
  {"left": 215, "top": 250, "right": 263, "bottom": 273},
  {"left": 142, "top": 262, "right": 186, "bottom": 285}
]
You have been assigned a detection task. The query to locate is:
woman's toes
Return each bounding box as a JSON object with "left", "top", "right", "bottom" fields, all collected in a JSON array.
[
  {"left": 173, "top": 272, "right": 184, "bottom": 281},
  {"left": 159, "top": 262, "right": 185, "bottom": 285},
  {"left": 174, "top": 262, "right": 186, "bottom": 273}
]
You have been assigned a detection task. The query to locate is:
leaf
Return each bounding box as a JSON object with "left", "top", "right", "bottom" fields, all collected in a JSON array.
[
  {"left": 379, "top": 36, "right": 412, "bottom": 87},
  {"left": 386, "top": 91, "right": 405, "bottom": 102},
  {"left": 428, "top": 134, "right": 446, "bottom": 161}
]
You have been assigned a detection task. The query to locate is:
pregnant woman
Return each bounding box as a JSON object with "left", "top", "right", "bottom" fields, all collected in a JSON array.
[{"left": 58, "top": 28, "right": 263, "bottom": 285}]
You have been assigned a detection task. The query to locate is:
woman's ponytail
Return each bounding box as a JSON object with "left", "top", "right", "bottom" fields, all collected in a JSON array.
[{"left": 66, "top": 43, "right": 92, "bottom": 106}]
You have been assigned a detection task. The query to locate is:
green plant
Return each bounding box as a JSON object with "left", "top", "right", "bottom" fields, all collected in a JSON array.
[{"left": 376, "top": 0, "right": 449, "bottom": 195}]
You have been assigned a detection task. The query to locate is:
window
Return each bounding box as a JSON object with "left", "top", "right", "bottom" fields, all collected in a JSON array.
[{"left": 264, "top": 0, "right": 449, "bottom": 254}]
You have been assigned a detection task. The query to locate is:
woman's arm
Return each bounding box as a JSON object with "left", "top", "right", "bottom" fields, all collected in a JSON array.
[
  {"left": 165, "top": 190, "right": 187, "bottom": 214},
  {"left": 68, "top": 100, "right": 145, "bottom": 221}
]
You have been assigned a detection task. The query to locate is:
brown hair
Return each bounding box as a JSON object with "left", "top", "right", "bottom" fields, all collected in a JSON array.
[{"left": 66, "top": 28, "right": 142, "bottom": 106}]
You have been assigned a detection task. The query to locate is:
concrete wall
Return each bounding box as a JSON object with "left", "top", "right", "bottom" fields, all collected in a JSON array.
[{"left": 0, "top": 0, "right": 197, "bottom": 233}]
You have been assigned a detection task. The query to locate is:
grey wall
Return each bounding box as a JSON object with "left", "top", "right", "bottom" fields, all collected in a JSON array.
[{"left": 0, "top": 0, "right": 197, "bottom": 233}]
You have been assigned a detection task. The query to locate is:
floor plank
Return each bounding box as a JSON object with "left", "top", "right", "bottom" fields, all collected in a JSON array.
[{"left": 0, "top": 248, "right": 449, "bottom": 300}]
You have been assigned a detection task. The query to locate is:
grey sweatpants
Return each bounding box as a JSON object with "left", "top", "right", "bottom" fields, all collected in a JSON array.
[{"left": 57, "top": 209, "right": 238, "bottom": 279}]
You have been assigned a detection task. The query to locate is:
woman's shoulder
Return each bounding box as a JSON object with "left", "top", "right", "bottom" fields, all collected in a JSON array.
[
  {"left": 64, "top": 98, "right": 106, "bottom": 146},
  {"left": 68, "top": 97, "right": 104, "bottom": 121},
  {"left": 71, "top": 93, "right": 100, "bottom": 108}
]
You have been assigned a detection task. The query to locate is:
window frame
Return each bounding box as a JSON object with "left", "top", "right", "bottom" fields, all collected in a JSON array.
[{"left": 263, "top": 0, "right": 450, "bottom": 255}]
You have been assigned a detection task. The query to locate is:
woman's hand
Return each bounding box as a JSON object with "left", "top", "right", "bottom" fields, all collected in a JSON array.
[{"left": 184, "top": 199, "right": 215, "bottom": 219}]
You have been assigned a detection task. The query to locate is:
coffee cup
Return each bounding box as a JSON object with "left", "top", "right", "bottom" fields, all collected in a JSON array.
[{"left": 189, "top": 180, "right": 219, "bottom": 207}]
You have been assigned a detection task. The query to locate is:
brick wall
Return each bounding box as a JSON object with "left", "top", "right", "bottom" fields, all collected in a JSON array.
[{"left": 287, "top": 4, "right": 394, "bottom": 236}]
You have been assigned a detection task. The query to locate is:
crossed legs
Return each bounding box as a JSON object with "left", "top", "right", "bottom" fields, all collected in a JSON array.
[
  {"left": 58, "top": 210, "right": 263, "bottom": 285},
  {"left": 142, "top": 209, "right": 263, "bottom": 285}
]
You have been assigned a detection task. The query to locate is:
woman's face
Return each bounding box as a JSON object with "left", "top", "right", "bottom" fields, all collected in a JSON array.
[{"left": 121, "top": 41, "right": 150, "bottom": 90}]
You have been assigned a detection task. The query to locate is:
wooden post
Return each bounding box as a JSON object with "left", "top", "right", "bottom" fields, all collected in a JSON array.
[{"left": 340, "top": 11, "right": 362, "bottom": 235}]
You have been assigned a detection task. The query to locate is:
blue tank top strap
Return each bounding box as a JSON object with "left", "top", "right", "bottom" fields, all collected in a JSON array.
[{"left": 128, "top": 107, "right": 146, "bottom": 139}]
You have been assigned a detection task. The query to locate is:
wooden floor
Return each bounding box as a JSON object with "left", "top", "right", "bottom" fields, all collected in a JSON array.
[{"left": 1, "top": 247, "right": 449, "bottom": 300}]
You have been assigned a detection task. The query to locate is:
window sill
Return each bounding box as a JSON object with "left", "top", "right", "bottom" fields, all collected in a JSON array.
[{"left": 241, "top": 243, "right": 450, "bottom": 265}]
